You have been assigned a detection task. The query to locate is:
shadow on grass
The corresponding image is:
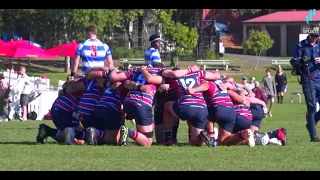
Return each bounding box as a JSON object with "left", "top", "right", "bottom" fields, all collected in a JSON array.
[{"left": 0, "top": 141, "right": 57, "bottom": 145}]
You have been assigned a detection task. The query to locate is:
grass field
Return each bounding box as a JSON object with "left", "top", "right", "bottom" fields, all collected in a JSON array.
[{"left": 1, "top": 67, "right": 319, "bottom": 171}]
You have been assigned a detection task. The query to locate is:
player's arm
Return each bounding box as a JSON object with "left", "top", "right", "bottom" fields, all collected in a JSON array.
[
  {"left": 186, "top": 81, "right": 209, "bottom": 95},
  {"left": 124, "top": 80, "right": 149, "bottom": 93},
  {"left": 235, "top": 82, "right": 254, "bottom": 96},
  {"left": 72, "top": 44, "right": 83, "bottom": 74},
  {"left": 245, "top": 96, "right": 266, "bottom": 107},
  {"left": 161, "top": 65, "right": 200, "bottom": 78},
  {"left": 85, "top": 67, "right": 109, "bottom": 79},
  {"left": 104, "top": 45, "right": 113, "bottom": 69},
  {"left": 203, "top": 71, "right": 221, "bottom": 81},
  {"left": 140, "top": 68, "right": 164, "bottom": 85},
  {"left": 110, "top": 69, "right": 129, "bottom": 82},
  {"left": 228, "top": 90, "right": 250, "bottom": 107}
]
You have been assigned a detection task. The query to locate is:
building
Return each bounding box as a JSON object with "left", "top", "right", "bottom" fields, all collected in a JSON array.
[{"left": 242, "top": 10, "right": 320, "bottom": 57}]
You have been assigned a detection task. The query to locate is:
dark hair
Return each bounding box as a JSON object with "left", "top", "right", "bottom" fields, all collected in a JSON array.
[
  {"left": 172, "top": 67, "right": 180, "bottom": 71},
  {"left": 85, "top": 26, "right": 98, "bottom": 35},
  {"left": 266, "top": 69, "right": 271, "bottom": 73}
]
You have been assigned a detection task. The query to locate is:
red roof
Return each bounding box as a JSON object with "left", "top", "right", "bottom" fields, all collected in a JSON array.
[{"left": 243, "top": 10, "right": 320, "bottom": 23}]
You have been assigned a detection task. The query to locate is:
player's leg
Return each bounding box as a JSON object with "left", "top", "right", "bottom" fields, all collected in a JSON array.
[
  {"left": 222, "top": 114, "right": 255, "bottom": 147},
  {"left": 170, "top": 102, "right": 209, "bottom": 146},
  {"left": 64, "top": 113, "right": 92, "bottom": 145},
  {"left": 249, "top": 104, "right": 264, "bottom": 132},
  {"left": 154, "top": 107, "right": 165, "bottom": 144},
  {"left": 37, "top": 107, "right": 73, "bottom": 144},
  {"left": 89, "top": 106, "right": 122, "bottom": 145},
  {"left": 119, "top": 102, "right": 154, "bottom": 146},
  {"left": 212, "top": 106, "right": 237, "bottom": 145},
  {"left": 163, "top": 101, "right": 180, "bottom": 145}
]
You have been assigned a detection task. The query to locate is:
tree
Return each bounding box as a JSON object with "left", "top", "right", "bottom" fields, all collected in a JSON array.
[
  {"left": 243, "top": 30, "right": 274, "bottom": 70},
  {"left": 151, "top": 9, "right": 198, "bottom": 56}
]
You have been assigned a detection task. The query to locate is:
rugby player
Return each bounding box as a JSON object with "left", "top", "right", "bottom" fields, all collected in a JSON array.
[
  {"left": 71, "top": 25, "right": 113, "bottom": 77},
  {"left": 226, "top": 77, "right": 287, "bottom": 146},
  {"left": 139, "top": 67, "right": 221, "bottom": 146},
  {"left": 83, "top": 68, "right": 150, "bottom": 145},
  {"left": 36, "top": 77, "right": 83, "bottom": 144}
]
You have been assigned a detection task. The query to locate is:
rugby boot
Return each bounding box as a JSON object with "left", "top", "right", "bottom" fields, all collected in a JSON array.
[
  {"left": 277, "top": 128, "right": 287, "bottom": 146},
  {"left": 64, "top": 127, "right": 76, "bottom": 145},
  {"left": 118, "top": 125, "right": 128, "bottom": 146},
  {"left": 36, "top": 124, "right": 49, "bottom": 144},
  {"left": 240, "top": 129, "right": 255, "bottom": 147},
  {"left": 254, "top": 131, "right": 269, "bottom": 146},
  {"left": 199, "top": 130, "right": 216, "bottom": 147},
  {"left": 86, "top": 127, "right": 97, "bottom": 145}
]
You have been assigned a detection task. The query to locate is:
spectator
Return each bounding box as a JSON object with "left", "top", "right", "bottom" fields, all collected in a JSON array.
[
  {"left": 261, "top": 69, "right": 277, "bottom": 117},
  {"left": 0, "top": 73, "right": 10, "bottom": 121},
  {"left": 6, "top": 64, "right": 14, "bottom": 74},
  {"left": 247, "top": 77, "right": 255, "bottom": 90},
  {"left": 252, "top": 81, "right": 267, "bottom": 105},
  {"left": 14, "top": 66, "right": 32, "bottom": 121},
  {"left": 275, "top": 67, "right": 287, "bottom": 104}
]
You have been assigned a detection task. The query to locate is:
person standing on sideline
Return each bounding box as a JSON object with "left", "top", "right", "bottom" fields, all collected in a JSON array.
[
  {"left": 144, "top": 34, "right": 164, "bottom": 67},
  {"left": 261, "top": 69, "right": 277, "bottom": 117},
  {"left": 247, "top": 77, "right": 255, "bottom": 90},
  {"left": 275, "top": 67, "right": 287, "bottom": 104},
  {"left": 290, "top": 33, "right": 320, "bottom": 142},
  {"left": 252, "top": 81, "right": 267, "bottom": 105},
  {"left": 14, "top": 66, "right": 32, "bottom": 121},
  {"left": 71, "top": 25, "right": 113, "bottom": 76}
]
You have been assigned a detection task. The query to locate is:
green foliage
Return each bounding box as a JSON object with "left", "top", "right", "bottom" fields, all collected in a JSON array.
[
  {"left": 112, "top": 47, "right": 144, "bottom": 59},
  {"left": 243, "top": 30, "right": 274, "bottom": 55},
  {"left": 151, "top": 9, "right": 198, "bottom": 56},
  {"left": 205, "top": 50, "right": 220, "bottom": 60},
  {"left": 230, "top": 9, "right": 266, "bottom": 15}
]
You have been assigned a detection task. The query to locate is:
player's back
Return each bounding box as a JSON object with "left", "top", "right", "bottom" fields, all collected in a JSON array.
[
  {"left": 234, "top": 103, "right": 252, "bottom": 120},
  {"left": 77, "top": 39, "right": 111, "bottom": 72},
  {"left": 54, "top": 93, "right": 80, "bottom": 112},
  {"left": 203, "top": 80, "right": 233, "bottom": 107},
  {"left": 125, "top": 67, "right": 162, "bottom": 107},
  {"left": 171, "top": 71, "right": 207, "bottom": 107},
  {"left": 78, "top": 79, "right": 103, "bottom": 115},
  {"left": 98, "top": 88, "right": 122, "bottom": 112}
]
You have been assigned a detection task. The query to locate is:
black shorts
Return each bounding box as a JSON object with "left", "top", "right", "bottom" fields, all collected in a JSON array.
[{"left": 20, "top": 94, "right": 29, "bottom": 106}]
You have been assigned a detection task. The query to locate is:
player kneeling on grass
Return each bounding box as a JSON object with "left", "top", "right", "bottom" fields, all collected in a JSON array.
[
  {"left": 109, "top": 66, "right": 196, "bottom": 146},
  {"left": 142, "top": 67, "right": 221, "bottom": 146},
  {"left": 36, "top": 76, "right": 84, "bottom": 144}
]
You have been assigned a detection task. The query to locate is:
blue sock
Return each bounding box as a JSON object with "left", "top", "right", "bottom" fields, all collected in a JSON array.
[
  {"left": 128, "top": 129, "right": 138, "bottom": 140},
  {"left": 172, "top": 121, "right": 179, "bottom": 143},
  {"left": 267, "top": 129, "right": 279, "bottom": 139}
]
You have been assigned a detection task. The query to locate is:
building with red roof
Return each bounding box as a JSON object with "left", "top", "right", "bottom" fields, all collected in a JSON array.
[{"left": 242, "top": 10, "right": 320, "bottom": 56}]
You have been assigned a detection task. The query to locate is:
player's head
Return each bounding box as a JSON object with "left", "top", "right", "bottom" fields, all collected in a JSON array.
[
  {"left": 86, "top": 26, "right": 98, "bottom": 39},
  {"left": 149, "top": 34, "right": 161, "bottom": 50}
]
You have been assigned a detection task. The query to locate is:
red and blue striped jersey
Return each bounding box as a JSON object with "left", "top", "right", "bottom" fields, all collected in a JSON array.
[
  {"left": 234, "top": 104, "right": 253, "bottom": 120},
  {"left": 203, "top": 80, "right": 233, "bottom": 107},
  {"left": 124, "top": 67, "right": 164, "bottom": 107},
  {"left": 170, "top": 71, "right": 207, "bottom": 107},
  {"left": 97, "top": 85, "right": 129, "bottom": 112},
  {"left": 53, "top": 93, "right": 80, "bottom": 112},
  {"left": 78, "top": 79, "right": 104, "bottom": 116}
]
